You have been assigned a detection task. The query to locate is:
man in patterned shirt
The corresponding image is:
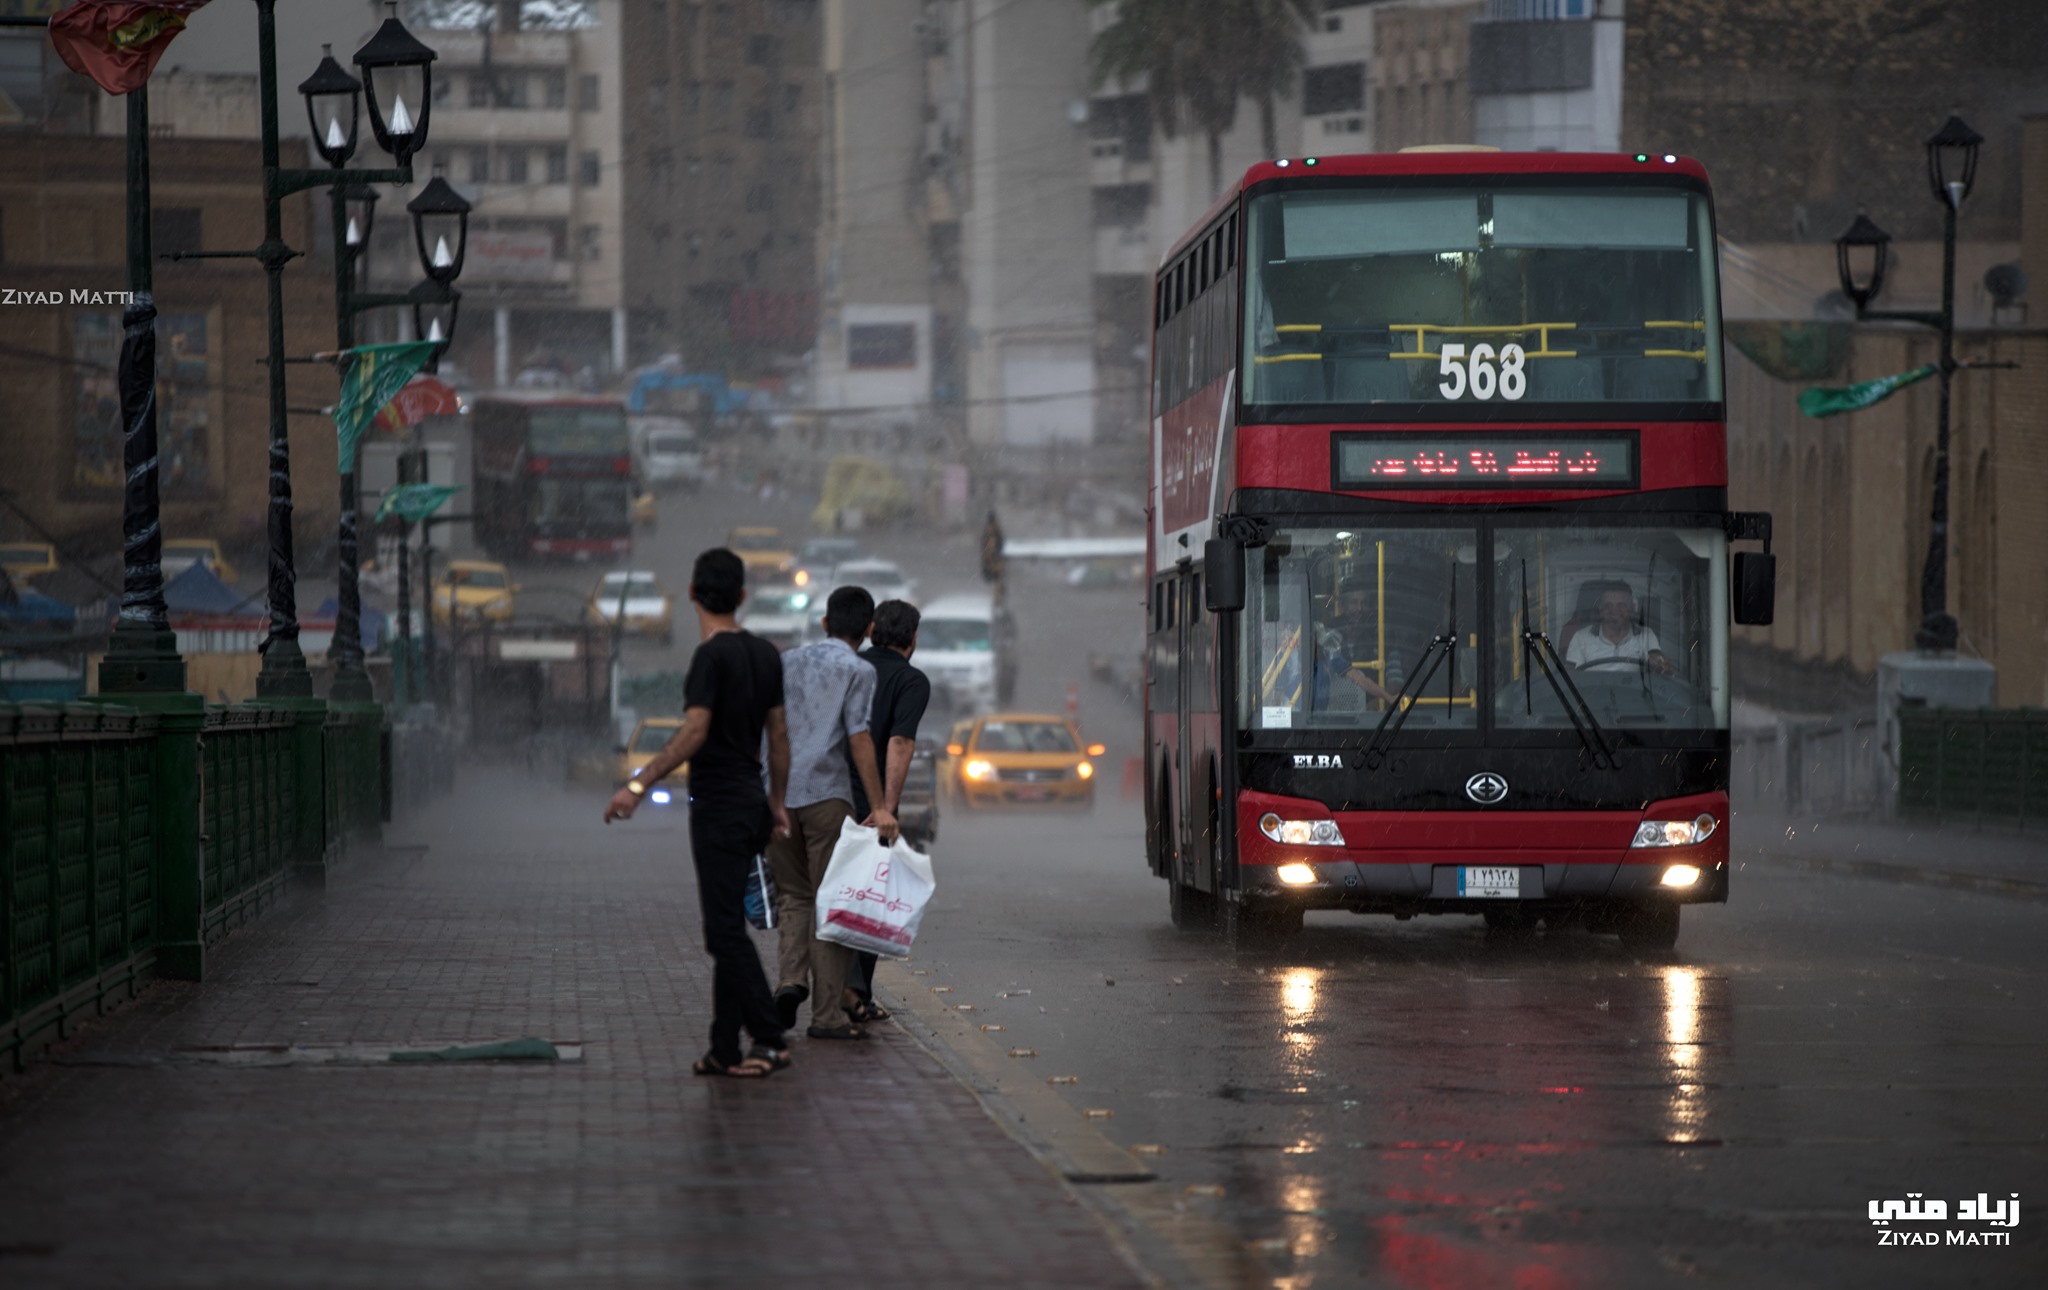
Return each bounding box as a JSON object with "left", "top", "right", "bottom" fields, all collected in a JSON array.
[{"left": 768, "top": 585, "right": 898, "bottom": 1039}]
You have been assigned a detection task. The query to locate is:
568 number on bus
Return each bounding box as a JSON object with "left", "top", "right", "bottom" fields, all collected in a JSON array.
[{"left": 1437, "top": 342, "right": 1528, "bottom": 401}]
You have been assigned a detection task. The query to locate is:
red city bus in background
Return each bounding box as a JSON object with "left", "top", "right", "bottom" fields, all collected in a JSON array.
[
  {"left": 471, "top": 396, "right": 634, "bottom": 561},
  {"left": 1144, "top": 148, "right": 1776, "bottom": 950}
]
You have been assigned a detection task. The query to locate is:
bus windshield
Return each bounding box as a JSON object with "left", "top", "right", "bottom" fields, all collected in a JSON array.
[
  {"left": 1238, "top": 521, "right": 1729, "bottom": 734},
  {"left": 531, "top": 407, "right": 629, "bottom": 455},
  {"left": 1242, "top": 184, "right": 1721, "bottom": 408}
]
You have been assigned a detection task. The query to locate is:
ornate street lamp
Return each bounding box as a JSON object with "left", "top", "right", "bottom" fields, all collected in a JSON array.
[
  {"left": 406, "top": 168, "right": 471, "bottom": 285},
  {"left": 352, "top": 3, "right": 436, "bottom": 168},
  {"left": 1925, "top": 115, "right": 1983, "bottom": 211},
  {"left": 341, "top": 182, "right": 380, "bottom": 257},
  {"left": 1832, "top": 114, "right": 1987, "bottom": 654},
  {"left": 298, "top": 45, "right": 361, "bottom": 167},
  {"left": 1832, "top": 213, "right": 1890, "bottom": 313}
]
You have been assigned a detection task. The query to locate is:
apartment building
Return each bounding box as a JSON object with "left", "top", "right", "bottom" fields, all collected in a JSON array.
[{"left": 619, "top": 0, "right": 822, "bottom": 379}]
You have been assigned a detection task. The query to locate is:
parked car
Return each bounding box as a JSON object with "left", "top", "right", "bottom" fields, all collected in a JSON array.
[
  {"left": 824, "top": 558, "right": 915, "bottom": 607},
  {"left": 587, "top": 569, "right": 675, "bottom": 644},
  {"left": 432, "top": 559, "right": 519, "bottom": 625},
  {"left": 727, "top": 525, "right": 794, "bottom": 581},
  {"left": 0, "top": 541, "right": 58, "bottom": 584},
  {"left": 942, "top": 713, "right": 1104, "bottom": 812},
  {"left": 615, "top": 716, "right": 686, "bottom": 804},
  {"left": 736, "top": 583, "right": 817, "bottom": 651},
  {"left": 161, "top": 538, "right": 237, "bottom": 585}
]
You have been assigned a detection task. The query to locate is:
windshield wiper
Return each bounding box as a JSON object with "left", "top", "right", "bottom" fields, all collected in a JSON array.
[
  {"left": 1363, "top": 577, "right": 1455, "bottom": 772},
  {"left": 1520, "top": 559, "right": 1618, "bottom": 770}
]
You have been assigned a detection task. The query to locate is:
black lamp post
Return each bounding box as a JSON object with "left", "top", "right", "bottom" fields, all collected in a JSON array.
[{"left": 1833, "top": 114, "right": 1984, "bottom": 653}]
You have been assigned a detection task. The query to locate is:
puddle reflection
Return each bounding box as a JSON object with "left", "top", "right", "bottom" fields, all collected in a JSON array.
[{"left": 1661, "top": 964, "right": 1710, "bottom": 1144}]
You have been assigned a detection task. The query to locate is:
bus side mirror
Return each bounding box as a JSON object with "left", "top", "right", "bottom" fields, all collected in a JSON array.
[
  {"left": 1732, "top": 552, "right": 1775, "bottom": 625},
  {"left": 1204, "top": 538, "right": 1244, "bottom": 613}
]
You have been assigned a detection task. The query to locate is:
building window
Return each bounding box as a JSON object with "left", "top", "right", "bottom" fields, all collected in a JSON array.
[
  {"left": 545, "top": 146, "right": 568, "bottom": 185},
  {"left": 503, "top": 147, "right": 529, "bottom": 184},
  {"left": 1302, "top": 62, "right": 1364, "bottom": 116},
  {"left": 580, "top": 150, "right": 602, "bottom": 187},
  {"left": 744, "top": 183, "right": 774, "bottom": 212},
  {"left": 579, "top": 72, "right": 600, "bottom": 111},
  {"left": 467, "top": 146, "right": 491, "bottom": 184},
  {"left": 468, "top": 74, "right": 491, "bottom": 108},
  {"left": 744, "top": 106, "right": 772, "bottom": 138},
  {"left": 713, "top": 3, "right": 733, "bottom": 36},
  {"left": 542, "top": 69, "right": 566, "bottom": 109},
  {"left": 501, "top": 72, "right": 529, "bottom": 109},
  {"left": 847, "top": 323, "right": 916, "bottom": 369},
  {"left": 782, "top": 83, "right": 802, "bottom": 114},
  {"left": 710, "top": 80, "right": 733, "bottom": 129},
  {"left": 746, "top": 34, "right": 778, "bottom": 65},
  {"left": 433, "top": 74, "right": 452, "bottom": 105},
  {"left": 579, "top": 224, "right": 602, "bottom": 262},
  {"left": 152, "top": 207, "right": 201, "bottom": 256},
  {"left": 684, "top": 81, "right": 701, "bottom": 113}
]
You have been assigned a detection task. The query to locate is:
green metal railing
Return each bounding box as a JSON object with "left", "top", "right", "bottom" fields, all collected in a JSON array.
[
  {"left": 1, "top": 704, "right": 161, "bottom": 1070},
  {"left": 201, "top": 706, "right": 300, "bottom": 943},
  {"left": 1897, "top": 707, "right": 2048, "bottom": 828}
]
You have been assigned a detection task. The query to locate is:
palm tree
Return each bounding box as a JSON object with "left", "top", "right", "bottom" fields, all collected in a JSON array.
[{"left": 1089, "top": 0, "right": 1316, "bottom": 195}]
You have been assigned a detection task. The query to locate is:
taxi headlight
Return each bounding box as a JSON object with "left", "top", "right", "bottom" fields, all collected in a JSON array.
[
  {"left": 1631, "top": 813, "right": 1719, "bottom": 848},
  {"left": 1258, "top": 813, "right": 1345, "bottom": 846},
  {"left": 1076, "top": 761, "right": 1094, "bottom": 779},
  {"left": 964, "top": 759, "right": 995, "bottom": 781}
]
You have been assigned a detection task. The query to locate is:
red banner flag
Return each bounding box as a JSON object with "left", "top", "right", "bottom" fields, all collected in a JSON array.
[
  {"left": 49, "top": 1, "right": 211, "bottom": 96},
  {"left": 373, "top": 375, "right": 460, "bottom": 432}
]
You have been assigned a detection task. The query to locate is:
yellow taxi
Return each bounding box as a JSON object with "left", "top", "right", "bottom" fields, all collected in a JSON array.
[
  {"left": 944, "top": 713, "right": 1105, "bottom": 812},
  {"left": 587, "top": 569, "right": 675, "bottom": 645},
  {"left": 617, "top": 716, "right": 687, "bottom": 805},
  {"left": 432, "top": 559, "right": 519, "bottom": 625},
  {"left": 0, "top": 541, "right": 58, "bottom": 583},
  {"left": 162, "top": 538, "right": 238, "bottom": 585},
  {"left": 727, "top": 525, "right": 794, "bottom": 580}
]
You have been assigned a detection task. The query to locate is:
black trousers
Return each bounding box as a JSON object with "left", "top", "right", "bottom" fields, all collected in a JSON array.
[{"left": 688, "top": 795, "right": 783, "bottom": 1064}]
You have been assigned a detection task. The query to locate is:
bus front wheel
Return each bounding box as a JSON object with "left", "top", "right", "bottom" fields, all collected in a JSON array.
[{"left": 1169, "top": 877, "right": 1215, "bottom": 929}]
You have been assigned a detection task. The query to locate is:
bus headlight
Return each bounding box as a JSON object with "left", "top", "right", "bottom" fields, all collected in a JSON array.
[
  {"left": 1275, "top": 863, "right": 1319, "bottom": 886},
  {"left": 1660, "top": 864, "right": 1701, "bottom": 888},
  {"left": 1631, "top": 813, "right": 1719, "bottom": 848},
  {"left": 1258, "top": 813, "right": 1344, "bottom": 846},
  {"left": 964, "top": 759, "right": 995, "bottom": 781}
]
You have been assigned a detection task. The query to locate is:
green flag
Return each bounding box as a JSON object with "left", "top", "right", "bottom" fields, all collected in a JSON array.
[
  {"left": 334, "top": 340, "right": 438, "bottom": 472},
  {"left": 1798, "top": 364, "right": 1937, "bottom": 419},
  {"left": 375, "top": 482, "right": 460, "bottom": 524}
]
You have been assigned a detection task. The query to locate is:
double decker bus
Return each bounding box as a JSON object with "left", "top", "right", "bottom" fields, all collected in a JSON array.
[
  {"left": 1145, "top": 149, "right": 1776, "bottom": 950},
  {"left": 471, "top": 396, "right": 634, "bottom": 561}
]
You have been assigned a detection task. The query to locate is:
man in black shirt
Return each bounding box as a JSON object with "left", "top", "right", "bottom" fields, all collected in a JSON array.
[
  {"left": 842, "top": 599, "right": 931, "bottom": 1023},
  {"left": 605, "top": 548, "right": 792, "bottom": 1079}
]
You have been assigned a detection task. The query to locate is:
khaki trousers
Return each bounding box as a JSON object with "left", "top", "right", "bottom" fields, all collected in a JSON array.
[{"left": 767, "top": 798, "right": 854, "bottom": 1029}]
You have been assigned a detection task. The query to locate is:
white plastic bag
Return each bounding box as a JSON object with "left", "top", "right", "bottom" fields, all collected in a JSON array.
[{"left": 816, "top": 818, "right": 935, "bottom": 958}]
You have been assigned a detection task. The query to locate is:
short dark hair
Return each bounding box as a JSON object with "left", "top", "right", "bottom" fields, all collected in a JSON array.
[
  {"left": 872, "top": 599, "right": 920, "bottom": 650},
  {"left": 823, "top": 585, "right": 875, "bottom": 641},
  {"left": 690, "top": 548, "right": 746, "bottom": 614}
]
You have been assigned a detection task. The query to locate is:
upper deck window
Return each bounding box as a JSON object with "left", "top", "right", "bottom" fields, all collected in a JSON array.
[{"left": 1242, "top": 183, "right": 1722, "bottom": 411}]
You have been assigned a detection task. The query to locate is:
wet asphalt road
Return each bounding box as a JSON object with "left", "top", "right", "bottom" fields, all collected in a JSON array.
[{"left": 494, "top": 483, "right": 2046, "bottom": 1288}]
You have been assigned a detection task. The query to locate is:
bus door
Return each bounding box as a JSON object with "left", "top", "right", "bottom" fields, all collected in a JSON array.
[{"left": 1179, "top": 569, "right": 1220, "bottom": 896}]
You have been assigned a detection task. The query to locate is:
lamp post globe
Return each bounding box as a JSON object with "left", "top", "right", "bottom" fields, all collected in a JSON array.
[
  {"left": 299, "top": 45, "right": 362, "bottom": 168},
  {"left": 340, "top": 182, "right": 379, "bottom": 258},
  {"left": 1833, "top": 213, "right": 1891, "bottom": 312},
  {"left": 1925, "top": 115, "right": 1983, "bottom": 211},
  {"left": 352, "top": 3, "right": 437, "bottom": 167},
  {"left": 406, "top": 168, "right": 471, "bottom": 285},
  {"left": 412, "top": 282, "right": 461, "bottom": 371}
]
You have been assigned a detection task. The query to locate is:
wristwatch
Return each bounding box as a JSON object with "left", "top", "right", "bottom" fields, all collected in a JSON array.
[{"left": 625, "top": 778, "right": 646, "bottom": 797}]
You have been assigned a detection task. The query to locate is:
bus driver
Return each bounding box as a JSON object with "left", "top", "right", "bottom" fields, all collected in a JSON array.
[{"left": 1565, "top": 582, "right": 1675, "bottom": 675}]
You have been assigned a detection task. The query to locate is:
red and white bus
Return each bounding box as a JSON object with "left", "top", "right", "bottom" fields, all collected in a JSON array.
[
  {"left": 1145, "top": 149, "right": 1776, "bottom": 950},
  {"left": 471, "top": 396, "right": 634, "bottom": 561}
]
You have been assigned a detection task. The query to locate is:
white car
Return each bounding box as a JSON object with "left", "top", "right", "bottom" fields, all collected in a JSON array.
[
  {"left": 915, "top": 592, "right": 1016, "bottom": 711},
  {"left": 738, "top": 584, "right": 819, "bottom": 651},
  {"left": 633, "top": 416, "right": 706, "bottom": 489},
  {"left": 825, "top": 558, "right": 916, "bottom": 608}
]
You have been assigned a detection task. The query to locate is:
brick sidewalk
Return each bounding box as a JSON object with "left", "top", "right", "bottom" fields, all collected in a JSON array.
[{"left": 0, "top": 774, "right": 1143, "bottom": 1289}]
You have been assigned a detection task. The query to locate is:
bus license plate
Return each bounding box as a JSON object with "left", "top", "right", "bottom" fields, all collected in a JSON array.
[{"left": 1459, "top": 866, "right": 1519, "bottom": 898}]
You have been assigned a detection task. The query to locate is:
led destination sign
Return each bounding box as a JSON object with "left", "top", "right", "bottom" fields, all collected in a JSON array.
[{"left": 1334, "top": 431, "right": 1638, "bottom": 490}]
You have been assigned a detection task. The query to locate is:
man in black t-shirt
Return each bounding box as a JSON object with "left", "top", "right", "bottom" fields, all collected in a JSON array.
[
  {"left": 842, "top": 599, "right": 931, "bottom": 1023},
  {"left": 605, "top": 548, "right": 793, "bottom": 1079}
]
